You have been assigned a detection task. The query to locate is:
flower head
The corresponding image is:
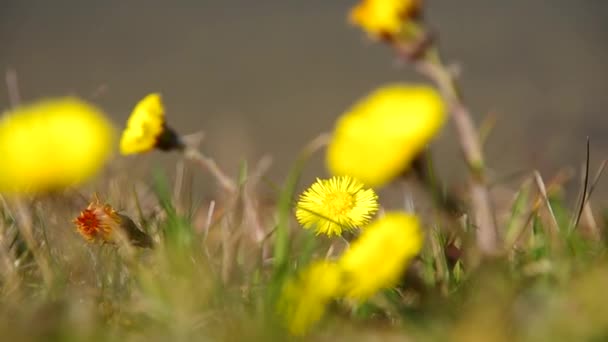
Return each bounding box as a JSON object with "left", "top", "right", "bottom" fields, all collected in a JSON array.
[
  {"left": 350, "top": 0, "right": 421, "bottom": 39},
  {"left": 326, "top": 84, "right": 445, "bottom": 188},
  {"left": 74, "top": 197, "right": 122, "bottom": 244},
  {"left": 339, "top": 212, "right": 423, "bottom": 301},
  {"left": 278, "top": 261, "right": 342, "bottom": 335},
  {"left": 0, "top": 97, "right": 114, "bottom": 194},
  {"left": 296, "top": 176, "right": 379, "bottom": 236},
  {"left": 74, "top": 196, "right": 154, "bottom": 248},
  {"left": 120, "top": 93, "right": 182, "bottom": 155}
]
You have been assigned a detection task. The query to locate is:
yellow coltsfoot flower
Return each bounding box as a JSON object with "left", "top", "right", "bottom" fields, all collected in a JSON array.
[
  {"left": 0, "top": 97, "right": 114, "bottom": 194},
  {"left": 350, "top": 0, "right": 421, "bottom": 40},
  {"left": 120, "top": 93, "right": 183, "bottom": 155},
  {"left": 326, "top": 84, "right": 445, "bottom": 188},
  {"left": 296, "top": 176, "right": 379, "bottom": 237},
  {"left": 278, "top": 261, "right": 342, "bottom": 336},
  {"left": 339, "top": 212, "right": 423, "bottom": 301},
  {"left": 120, "top": 93, "right": 237, "bottom": 193}
]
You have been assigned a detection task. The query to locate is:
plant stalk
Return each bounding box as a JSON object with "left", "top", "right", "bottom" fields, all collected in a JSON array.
[{"left": 411, "top": 48, "right": 500, "bottom": 255}]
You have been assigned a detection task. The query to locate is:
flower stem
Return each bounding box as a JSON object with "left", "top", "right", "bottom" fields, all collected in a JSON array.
[
  {"left": 183, "top": 148, "right": 237, "bottom": 193},
  {"left": 409, "top": 47, "right": 500, "bottom": 255}
]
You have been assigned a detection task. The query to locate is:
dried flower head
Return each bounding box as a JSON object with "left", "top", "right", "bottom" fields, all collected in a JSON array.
[
  {"left": 74, "top": 197, "right": 153, "bottom": 248},
  {"left": 120, "top": 93, "right": 183, "bottom": 155},
  {"left": 74, "top": 198, "right": 121, "bottom": 244},
  {"left": 327, "top": 84, "right": 445, "bottom": 188},
  {"left": 296, "top": 176, "right": 379, "bottom": 236}
]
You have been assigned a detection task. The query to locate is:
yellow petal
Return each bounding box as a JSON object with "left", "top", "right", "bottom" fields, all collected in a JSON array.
[
  {"left": 120, "top": 93, "right": 165, "bottom": 155},
  {"left": 278, "top": 261, "right": 342, "bottom": 335},
  {"left": 0, "top": 98, "right": 115, "bottom": 194},
  {"left": 339, "top": 212, "right": 423, "bottom": 300},
  {"left": 349, "top": 0, "right": 419, "bottom": 38},
  {"left": 327, "top": 84, "right": 445, "bottom": 188}
]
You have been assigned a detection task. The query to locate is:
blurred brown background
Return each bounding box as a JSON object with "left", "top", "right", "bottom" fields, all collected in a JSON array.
[{"left": 1, "top": 1, "right": 608, "bottom": 200}]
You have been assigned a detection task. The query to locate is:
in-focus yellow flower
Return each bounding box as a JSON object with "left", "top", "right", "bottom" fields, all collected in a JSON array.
[
  {"left": 296, "top": 176, "right": 379, "bottom": 236},
  {"left": 339, "top": 212, "right": 423, "bottom": 301},
  {"left": 327, "top": 84, "right": 445, "bottom": 188},
  {"left": 0, "top": 98, "right": 114, "bottom": 194},
  {"left": 350, "top": 0, "right": 420, "bottom": 39},
  {"left": 74, "top": 196, "right": 153, "bottom": 248},
  {"left": 278, "top": 261, "right": 342, "bottom": 335},
  {"left": 120, "top": 93, "right": 182, "bottom": 155}
]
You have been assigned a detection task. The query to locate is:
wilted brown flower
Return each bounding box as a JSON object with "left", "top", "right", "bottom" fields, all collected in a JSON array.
[{"left": 74, "top": 197, "right": 153, "bottom": 248}]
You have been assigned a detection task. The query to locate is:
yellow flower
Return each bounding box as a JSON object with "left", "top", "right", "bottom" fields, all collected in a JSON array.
[
  {"left": 350, "top": 0, "right": 420, "bottom": 39},
  {"left": 74, "top": 196, "right": 153, "bottom": 248},
  {"left": 0, "top": 98, "right": 114, "bottom": 194},
  {"left": 296, "top": 176, "right": 379, "bottom": 236},
  {"left": 339, "top": 212, "right": 423, "bottom": 301},
  {"left": 278, "top": 261, "right": 342, "bottom": 335},
  {"left": 326, "top": 84, "right": 445, "bottom": 188},
  {"left": 120, "top": 93, "right": 182, "bottom": 155}
]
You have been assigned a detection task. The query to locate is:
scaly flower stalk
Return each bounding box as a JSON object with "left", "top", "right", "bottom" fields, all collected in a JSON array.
[{"left": 349, "top": 0, "right": 500, "bottom": 254}]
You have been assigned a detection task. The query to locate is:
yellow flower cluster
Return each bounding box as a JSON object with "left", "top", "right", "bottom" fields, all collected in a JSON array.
[
  {"left": 0, "top": 98, "right": 114, "bottom": 194},
  {"left": 296, "top": 176, "right": 378, "bottom": 236},
  {"left": 280, "top": 212, "right": 423, "bottom": 334},
  {"left": 327, "top": 84, "right": 445, "bottom": 188},
  {"left": 350, "top": 0, "right": 420, "bottom": 39}
]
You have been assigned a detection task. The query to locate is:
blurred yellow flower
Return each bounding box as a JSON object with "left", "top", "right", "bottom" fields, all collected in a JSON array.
[
  {"left": 350, "top": 0, "right": 420, "bottom": 39},
  {"left": 278, "top": 261, "right": 342, "bottom": 335},
  {"left": 339, "top": 212, "right": 423, "bottom": 301},
  {"left": 120, "top": 93, "right": 182, "bottom": 155},
  {"left": 296, "top": 176, "right": 379, "bottom": 236},
  {"left": 326, "top": 84, "right": 445, "bottom": 188},
  {"left": 0, "top": 98, "right": 114, "bottom": 194}
]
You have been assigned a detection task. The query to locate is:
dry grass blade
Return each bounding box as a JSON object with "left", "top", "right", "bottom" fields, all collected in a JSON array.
[
  {"left": 173, "top": 159, "right": 186, "bottom": 211},
  {"left": 243, "top": 155, "right": 273, "bottom": 243},
  {"left": 582, "top": 202, "right": 599, "bottom": 239},
  {"left": 576, "top": 158, "right": 606, "bottom": 238},
  {"left": 508, "top": 172, "right": 569, "bottom": 250},
  {"left": 478, "top": 112, "right": 497, "bottom": 147},
  {"left": 0, "top": 196, "right": 20, "bottom": 294},
  {"left": 504, "top": 178, "right": 532, "bottom": 249},
  {"left": 5, "top": 68, "right": 21, "bottom": 108},
  {"left": 572, "top": 138, "right": 590, "bottom": 231},
  {"left": 533, "top": 171, "right": 560, "bottom": 235},
  {"left": 586, "top": 159, "right": 607, "bottom": 200},
  {"left": 13, "top": 199, "right": 53, "bottom": 286},
  {"left": 204, "top": 200, "right": 216, "bottom": 241},
  {"left": 185, "top": 148, "right": 237, "bottom": 193}
]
